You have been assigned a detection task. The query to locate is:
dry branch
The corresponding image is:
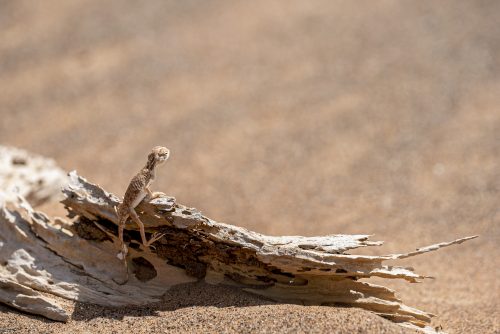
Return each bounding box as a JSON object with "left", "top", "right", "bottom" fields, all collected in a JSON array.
[{"left": 0, "top": 148, "right": 477, "bottom": 333}]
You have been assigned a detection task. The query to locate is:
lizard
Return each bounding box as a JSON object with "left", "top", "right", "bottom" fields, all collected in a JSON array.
[{"left": 115, "top": 146, "right": 170, "bottom": 261}]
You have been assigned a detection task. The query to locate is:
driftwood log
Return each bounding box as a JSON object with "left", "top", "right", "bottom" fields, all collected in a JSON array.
[{"left": 0, "top": 147, "right": 477, "bottom": 333}]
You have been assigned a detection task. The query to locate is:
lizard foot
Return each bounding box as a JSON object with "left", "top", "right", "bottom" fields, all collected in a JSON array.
[
  {"left": 151, "top": 191, "right": 166, "bottom": 199},
  {"left": 145, "top": 232, "right": 165, "bottom": 247}
]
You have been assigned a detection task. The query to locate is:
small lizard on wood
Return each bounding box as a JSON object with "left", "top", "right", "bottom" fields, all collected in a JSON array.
[{"left": 116, "top": 146, "right": 170, "bottom": 260}]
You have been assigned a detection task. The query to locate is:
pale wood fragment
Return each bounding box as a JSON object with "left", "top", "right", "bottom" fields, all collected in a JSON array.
[{"left": 0, "top": 146, "right": 68, "bottom": 206}]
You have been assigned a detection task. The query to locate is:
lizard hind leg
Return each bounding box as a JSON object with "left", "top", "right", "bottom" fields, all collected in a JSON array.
[
  {"left": 129, "top": 208, "right": 148, "bottom": 246},
  {"left": 129, "top": 208, "right": 165, "bottom": 247}
]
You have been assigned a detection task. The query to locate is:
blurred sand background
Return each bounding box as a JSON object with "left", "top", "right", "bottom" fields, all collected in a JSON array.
[{"left": 0, "top": 0, "right": 499, "bottom": 333}]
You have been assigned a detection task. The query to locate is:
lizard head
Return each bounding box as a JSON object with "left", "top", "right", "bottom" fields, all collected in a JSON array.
[{"left": 149, "top": 146, "right": 170, "bottom": 165}]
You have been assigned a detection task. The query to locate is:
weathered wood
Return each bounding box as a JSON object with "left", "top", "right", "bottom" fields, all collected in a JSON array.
[
  {"left": 0, "top": 146, "right": 67, "bottom": 206},
  {"left": 59, "top": 172, "right": 476, "bottom": 332},
  {"left": 0, "top": 147, "right": 477, "bottom": 333}
]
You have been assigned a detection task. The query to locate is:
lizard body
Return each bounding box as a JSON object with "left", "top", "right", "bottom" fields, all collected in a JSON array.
[{"left": 116, "top": 146, "right": 169, "bottom": 260}]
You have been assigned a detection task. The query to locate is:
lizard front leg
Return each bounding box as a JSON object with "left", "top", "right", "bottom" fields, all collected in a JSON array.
[{"left": 146, "top": 187, "right": 166, "bottom": 199}]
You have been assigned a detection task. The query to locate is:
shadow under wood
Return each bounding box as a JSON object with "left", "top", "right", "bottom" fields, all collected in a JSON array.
[{"left": 71, "top": 281, "right": 276, "bottom": 321}]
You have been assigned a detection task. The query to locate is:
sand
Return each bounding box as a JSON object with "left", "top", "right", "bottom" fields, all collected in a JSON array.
[{"left": 0, "top": 0, "right": 499, "bottom": 333}]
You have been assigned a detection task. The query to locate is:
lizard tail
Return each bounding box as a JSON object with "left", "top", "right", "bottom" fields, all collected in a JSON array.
[
  {"left": 114, "top": 203, "right": 129, "bottom": 226},
  {"left": 114, "top": 203, "right": 125, "bottom": 223}
]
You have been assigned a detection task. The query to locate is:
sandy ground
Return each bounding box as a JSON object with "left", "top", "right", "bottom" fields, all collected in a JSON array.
[{"left": 0, "top": 0, "right": 499, "bottom": 333}]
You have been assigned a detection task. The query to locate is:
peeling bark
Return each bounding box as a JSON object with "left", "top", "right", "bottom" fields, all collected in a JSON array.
[{"left": 0, "top": 148, "right": 477, "bottom": 333}]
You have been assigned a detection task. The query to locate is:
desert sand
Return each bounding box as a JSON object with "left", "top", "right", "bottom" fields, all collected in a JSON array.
[{"left": 0, "top": 0, "right": 498, "bottom": 333}]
